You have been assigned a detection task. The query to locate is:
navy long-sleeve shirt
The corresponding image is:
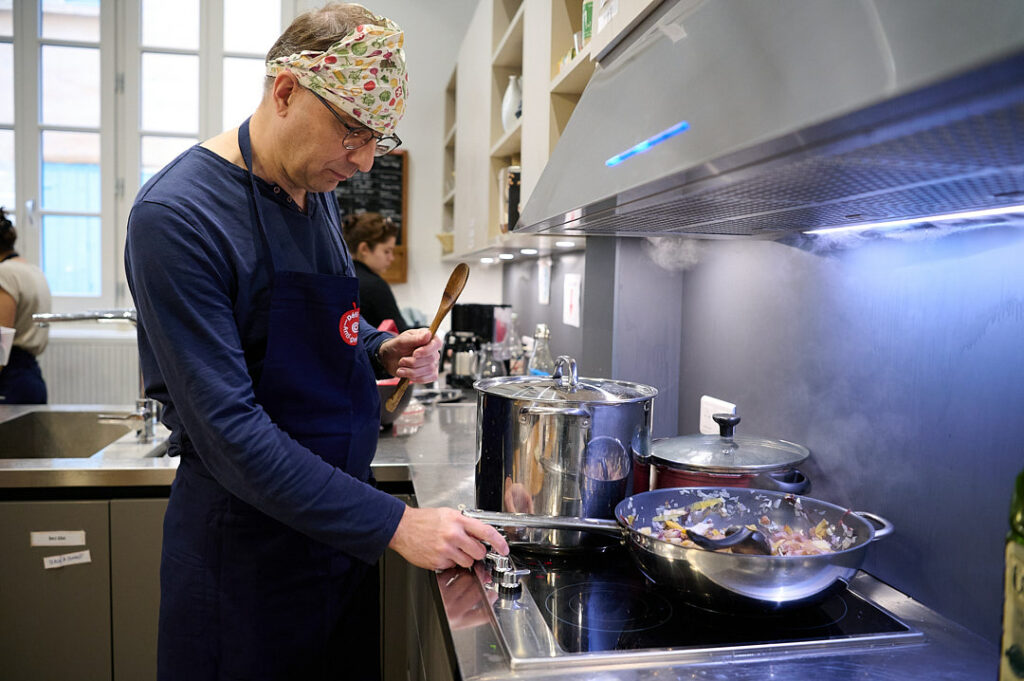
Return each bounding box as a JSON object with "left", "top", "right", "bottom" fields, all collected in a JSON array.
[{"left": 124, "top": 145, "right": 405, "bottom": 564}]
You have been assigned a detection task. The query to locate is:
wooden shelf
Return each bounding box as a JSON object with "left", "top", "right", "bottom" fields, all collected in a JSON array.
[
  {"left": 443, "top": 188, "right": 456, "bottom": 205},
  {"left": 490, "top": 118, "right": 522, "bottom": 158},
  {"left": 444, "top": 124, "right": 456, "bottom": 148},
  {"left": 492, "top": 3, "right": 525, "bottom": 67},
  {"left": 550, "top": 43, "right": 594, "bottom": 95}
]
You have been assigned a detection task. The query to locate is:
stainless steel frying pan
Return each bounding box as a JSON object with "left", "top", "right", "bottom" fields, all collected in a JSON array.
[{"left": 465, "top": 486, "right": 892, "bottom": 612}]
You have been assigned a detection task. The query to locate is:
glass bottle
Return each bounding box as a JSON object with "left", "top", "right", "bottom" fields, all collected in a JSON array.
[
  {"left": 477, "top": 342, "right": 507, "bottom": 379},
  {"left": 1002, "top": 468, "right": 1024, "bottom": 680},
  {"left": 506, "top": 313, "right": 526, "bottom": 376},
  {"left": 526, "top": 323, "right": 555, "bottom": 377}
]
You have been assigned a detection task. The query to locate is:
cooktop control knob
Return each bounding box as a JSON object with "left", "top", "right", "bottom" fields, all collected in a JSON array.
[
  {"left": 497, "top": 568, "right": 530, "bottom": 595},
  {"left": 486, "top": 552, "right": 513, "bottom": 575}
]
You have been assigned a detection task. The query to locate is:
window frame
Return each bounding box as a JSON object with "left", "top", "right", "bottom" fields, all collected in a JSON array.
[
  {"left": 114, "top": 0, "right": 295, "bottom": 308},
  {"left": 6, "top": 0, "right": 295, "bottom": 312}
]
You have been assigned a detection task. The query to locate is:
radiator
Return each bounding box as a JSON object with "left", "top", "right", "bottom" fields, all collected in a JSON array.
[{"left": 37, "top": 329, "right": 140, "bottom": 405}]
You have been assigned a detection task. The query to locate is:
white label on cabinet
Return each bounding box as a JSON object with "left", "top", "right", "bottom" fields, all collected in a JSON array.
[
  {"left": 30, "top": 530, "right": 86, "bottom": 547},
  {"left": 43, "top": 550, "right": 92, "bottom": 570}
]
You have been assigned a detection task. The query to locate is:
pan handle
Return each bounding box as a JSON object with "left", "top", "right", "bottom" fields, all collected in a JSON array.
[
  {"left": 852, "top": 511, "right": 894, "bottom": 540},
  {"left": 462, "top": 508, "right": 623, "bottom": 537}
]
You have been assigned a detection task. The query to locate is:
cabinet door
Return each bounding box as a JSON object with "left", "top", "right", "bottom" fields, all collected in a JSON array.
[
  {"left": 0, "top": 500, "right": 112, "bottom": 681},
  {"left": 110, "top": 498, "right": 168, "bottom": 681}
]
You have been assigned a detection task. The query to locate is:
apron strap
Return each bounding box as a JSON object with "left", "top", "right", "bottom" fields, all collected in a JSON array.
[{"left": 238, "top": 118, "right": 279, "bottom": 281}]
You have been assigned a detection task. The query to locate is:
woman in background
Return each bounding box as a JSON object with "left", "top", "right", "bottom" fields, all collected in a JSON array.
[
  {"left": 342, "top": 212, "right": 410, "bottom": 331},
  {"left": 0, "top": 207, "right": 51, "bottom": 404}
]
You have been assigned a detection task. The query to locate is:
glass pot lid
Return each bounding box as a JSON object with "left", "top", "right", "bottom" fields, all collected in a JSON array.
[
  {"left": 649, "top": 413, "right": 809, "bottom": 473},
  {"left": 474, "top": 356, "right": 658, "bottom": 404}
]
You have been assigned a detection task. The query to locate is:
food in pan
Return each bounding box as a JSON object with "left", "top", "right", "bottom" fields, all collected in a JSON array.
[{"left": 632, "top": 491, "right": 858, "bottom": 556}]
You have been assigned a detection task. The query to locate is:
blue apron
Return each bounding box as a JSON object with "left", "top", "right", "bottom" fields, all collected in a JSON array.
[{"left": 158, "top": 119, "right": 382, "bottom": 681}]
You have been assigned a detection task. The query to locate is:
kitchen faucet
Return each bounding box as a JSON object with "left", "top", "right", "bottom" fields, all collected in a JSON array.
[{"left": 32, "top": 309, "right": 161, "bottom": 443}]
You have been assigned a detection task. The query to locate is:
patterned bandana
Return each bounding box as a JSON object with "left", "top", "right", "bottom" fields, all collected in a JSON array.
[{"left": 266, "top": 11, "right": 407, "bottom": 135}]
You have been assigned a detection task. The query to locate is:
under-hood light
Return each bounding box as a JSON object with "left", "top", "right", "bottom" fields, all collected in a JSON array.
[
  {"left": 605, "top": 120, "right": 690, "bottom": 167},
  {"left": 804, "top": 204, "right": 1024, "bottom": 235}
]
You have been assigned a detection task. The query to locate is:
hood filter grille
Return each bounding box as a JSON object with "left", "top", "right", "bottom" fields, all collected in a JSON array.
[{"left": 528, "top": 100, "right": 1024, "bottom": 239}]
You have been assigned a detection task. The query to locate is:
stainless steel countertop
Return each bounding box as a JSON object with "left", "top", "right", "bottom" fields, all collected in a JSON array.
[
  {"left": 0, "top": 400, "right": 452, "bottom": 488},
  {"left": 0, "top": 402, "right": 997, "bottom": 678},
  {"left": 0, "top": 404, "right": 176, "bottom": 487}
]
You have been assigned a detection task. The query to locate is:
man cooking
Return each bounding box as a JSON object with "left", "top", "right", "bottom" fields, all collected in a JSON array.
[{"left": 124, "top": 3, "right": 508, "bottom": 679}]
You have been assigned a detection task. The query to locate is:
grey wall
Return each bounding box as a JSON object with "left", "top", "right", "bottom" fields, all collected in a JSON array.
[
  {"left": 655, "top": 222, "right": 1024, "bottom": 643},
  {"left": 502, "top": 251, "right": 586, "bottom": 362}
]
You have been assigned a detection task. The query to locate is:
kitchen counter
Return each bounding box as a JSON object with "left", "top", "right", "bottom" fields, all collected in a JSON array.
[
  {"left": 0, "top": 400, "right": 458, "bottom": 488},
  {"left": 0, "top": 402, "right": 997, "bottom": 678}
]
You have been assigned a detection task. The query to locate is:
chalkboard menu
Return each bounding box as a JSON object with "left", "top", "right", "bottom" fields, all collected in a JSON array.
[{"left": 333, "top": 150, "right": 408, "bottom": 283}]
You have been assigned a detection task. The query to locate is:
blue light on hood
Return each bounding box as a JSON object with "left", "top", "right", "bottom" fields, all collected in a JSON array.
[{"left": 605, "top": 120, "right": 690, "bottom": 167}]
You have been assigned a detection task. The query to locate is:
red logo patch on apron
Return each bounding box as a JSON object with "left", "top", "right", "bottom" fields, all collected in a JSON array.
[{"left": 339, "top": 303, "right": 360, "bottom": 346}]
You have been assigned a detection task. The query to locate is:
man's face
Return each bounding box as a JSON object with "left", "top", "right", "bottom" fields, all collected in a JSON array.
[{"left": 281, "top": 86, "right": 377, "bottom": 193}]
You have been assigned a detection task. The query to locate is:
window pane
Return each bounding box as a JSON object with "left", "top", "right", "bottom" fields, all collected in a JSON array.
[
  {"left": 224, "top": 0, "right": 281, "bottom": 54},
  {"left": 223, "top": 57, "right": 264, "bottom": 131},
  {"left": 42, "top": 131, "right": 100, "bottom": 212},
  {"left": 0, "top": 1, "right": 11, "bottom": 37},
  {"left": 43, "top": 214, "right": 101, "bottom": 297},
  {"left": 141, "top": 135, "right": 195, "bottom": 185},
  {"left": 42, "top": 45, "right": 100, "bottom": 127},
  {"left": 42, "top": 0, "right": 100, "bottom": 42},
  {"left": 0, "top": 129, "right": 14, "bottom": 211},
  {"left": 141, "top": 52, "right": 198, "bottom": 134},
  {"left": 0, "top": 43, "right": 11, "bottom": 124},
  {"left": 142, "top": 0, "right": 198, "bottom": 50}
]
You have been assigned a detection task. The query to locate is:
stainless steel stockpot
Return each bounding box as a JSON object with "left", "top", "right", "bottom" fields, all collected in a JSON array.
[{"left": 474, "top": 356, "right": 657, "bottom": 550}]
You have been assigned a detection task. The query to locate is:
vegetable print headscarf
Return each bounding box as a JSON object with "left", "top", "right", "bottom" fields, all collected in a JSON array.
[{"left": 266, "top": 8, "right": 407, "bottom": 135}]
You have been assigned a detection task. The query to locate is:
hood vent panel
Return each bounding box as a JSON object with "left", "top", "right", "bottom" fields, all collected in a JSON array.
[{"left": 517, "top": 0, "right": 1024, "bottom": 238}]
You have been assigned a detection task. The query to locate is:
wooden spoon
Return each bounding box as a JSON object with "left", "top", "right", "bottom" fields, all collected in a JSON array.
[{"left": 385, "top": 263, "right": 470, "bottom": 412}]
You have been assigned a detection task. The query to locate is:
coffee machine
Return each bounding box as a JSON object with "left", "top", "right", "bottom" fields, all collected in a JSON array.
[
  {"left": 441, "top": 304, "right": 510, "bottom": 389},
  {"left": 440, "top": 331, "right": 480, "bottom": 389}
]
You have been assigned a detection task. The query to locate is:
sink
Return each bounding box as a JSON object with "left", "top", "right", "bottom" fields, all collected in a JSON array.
[{"left": 0, "top": 411, "right": 135, "bottom": 459}]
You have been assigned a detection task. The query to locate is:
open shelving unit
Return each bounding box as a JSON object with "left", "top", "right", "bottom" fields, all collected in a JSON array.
[
  {"left": 440, "top": 66, "right": 457, "bottom": 256},
  {"left": 442, "top": 0, "right": 599, "bottom": 263}
]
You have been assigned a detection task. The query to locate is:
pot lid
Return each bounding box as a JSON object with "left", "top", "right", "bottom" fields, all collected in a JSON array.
[
  {"left": 474, "top": 356, "right": 657, "bottom": 404},
  {"left": 650, "top": 414, "right": 809, "bottom": 473}
]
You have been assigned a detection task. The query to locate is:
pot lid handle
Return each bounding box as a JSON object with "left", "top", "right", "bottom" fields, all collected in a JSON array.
[
  {"left": 552, "top": 355, "right": 579, "bottom": 390},
  {"left": 713, "top": 413, "right": 741, "bottom": 437}
]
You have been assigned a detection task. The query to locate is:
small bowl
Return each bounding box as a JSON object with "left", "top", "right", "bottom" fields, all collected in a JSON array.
[{"left": 377, "top": 378, "right": 413, "bottom": 426}]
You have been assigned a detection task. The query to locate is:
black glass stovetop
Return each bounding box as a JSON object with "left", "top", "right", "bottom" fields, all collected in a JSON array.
[{"left": 509, "top": 546, "right": 916, "bottom": 655}]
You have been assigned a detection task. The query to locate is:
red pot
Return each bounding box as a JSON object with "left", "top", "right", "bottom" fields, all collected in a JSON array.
[{"left": 636, "top": 413, "right": 810, "bottom": 494}]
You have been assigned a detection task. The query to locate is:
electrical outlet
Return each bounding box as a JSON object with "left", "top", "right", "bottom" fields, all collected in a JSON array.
[{"left": 700, "top": 395, "right": 736, "bottom": 434}]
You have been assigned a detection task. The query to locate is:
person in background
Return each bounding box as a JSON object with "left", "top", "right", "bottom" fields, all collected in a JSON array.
[
  {"left": 123, "top": 4, "right": 507, "bottom": 680},
  {"left": 342, "top": 211, "right": 410, "bottom": 331},
  {"left": 0, "top": 207, "right": 51, "bottom": 404}
]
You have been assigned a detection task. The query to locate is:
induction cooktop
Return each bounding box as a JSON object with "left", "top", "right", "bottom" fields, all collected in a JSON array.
[{"left": 478, "top": 546, "right": 925, "bottom": 670}]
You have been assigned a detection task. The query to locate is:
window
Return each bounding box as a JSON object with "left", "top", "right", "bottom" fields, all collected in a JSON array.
[{"left": 1, "top": 0, "right": 290, "bottom": 312}]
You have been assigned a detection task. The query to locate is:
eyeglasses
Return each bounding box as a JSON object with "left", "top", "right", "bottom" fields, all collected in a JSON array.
[{"left": 308, "top": 88, "right": 401, "bottom": 157}]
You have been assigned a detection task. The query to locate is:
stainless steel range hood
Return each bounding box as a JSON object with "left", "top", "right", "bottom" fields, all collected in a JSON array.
[{"left": 517, "top": 0, "right": 1024, "bottom": 238}]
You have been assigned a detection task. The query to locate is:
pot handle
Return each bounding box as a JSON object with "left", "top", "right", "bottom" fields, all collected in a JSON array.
[
  {"left": 519, "top": 404, "right": 591, "bottom": 419},
  {"left": 462, "top": 508, "right": 624, "bottom": 537},
  {"left": 852, "top": 511, "right": 895, "bottom": 540},
  {"left": 552, "top": 355, "right": 579, "bottom": 389},
  {"left": 754, "top": 469, "right": 810, "bottom": 494}
]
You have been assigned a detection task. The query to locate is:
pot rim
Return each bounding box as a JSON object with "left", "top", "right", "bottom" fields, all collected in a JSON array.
[{"left": 474, "top": 374, "right": 658, "bottom": 405}]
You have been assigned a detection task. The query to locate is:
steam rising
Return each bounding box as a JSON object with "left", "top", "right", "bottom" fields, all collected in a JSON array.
[{"left": 642, "top": 236, "right": 703, "bottom": 271}]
